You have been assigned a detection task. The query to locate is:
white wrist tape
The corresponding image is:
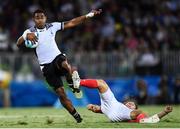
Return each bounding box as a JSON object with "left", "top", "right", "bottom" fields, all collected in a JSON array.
[
  {"left": 86, "top": 12, "right": 95, "bottom": 18},
  {"left": 22, "top": 31, "right": 30, "bottom": 40},
  {"left": 139, "top": 114, "right": 160, "bottom": 123},
  {"left": 22, "top": 32, "right": 27, "bottom": 40},
  {"left": 22, "top": 29, "right": 31, "bottom": 40}
]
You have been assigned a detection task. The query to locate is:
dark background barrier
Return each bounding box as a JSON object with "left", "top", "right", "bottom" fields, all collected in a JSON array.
[{"left": 1, "top": 75, "right": 176, "bottom": 107}]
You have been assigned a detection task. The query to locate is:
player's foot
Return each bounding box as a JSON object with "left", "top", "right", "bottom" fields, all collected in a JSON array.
[
  {"left": 72, "top": 71, "right": 80, "bottom": 89},
  {"left": 76, "top": 116, "right": 83, "bottom": 123},
  {"left": 73, "top": 113, "right": 83, "bottom": 123},
  {"left": 71, "top": 71, "right": 83, "bottom": 98},
  {"left": 73, "top": 88, "right": 83, "bottom": 99}
]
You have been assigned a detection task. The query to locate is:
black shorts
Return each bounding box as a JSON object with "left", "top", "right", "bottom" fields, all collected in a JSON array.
[{"left": 41, "top": 54, "right": 69, "bottom": 90}]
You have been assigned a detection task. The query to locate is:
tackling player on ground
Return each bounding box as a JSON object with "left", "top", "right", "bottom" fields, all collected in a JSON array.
[
  {"left": 16, "top": 9, "right": 102, "bottom": 123},
  {"left": 72, "top": 71, "right": 173, "bottom": 123}
]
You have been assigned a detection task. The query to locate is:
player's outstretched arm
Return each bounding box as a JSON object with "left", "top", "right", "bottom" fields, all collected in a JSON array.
[
  {"left": 64, "top": 9, "right": 102, "bottom": 29},
  {"left": 139, "top": 105, "right": 173, "bottom": 123},
  {"left": 157, "top": 105, "right": 173, "bottom": 119}
]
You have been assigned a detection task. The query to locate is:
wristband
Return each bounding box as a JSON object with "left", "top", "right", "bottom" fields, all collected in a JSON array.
[
  {"left": 86, "top": 12, "right": 94, "bottom": 18},
  {"left": 22, "top": 33, "right": 27, "bottom": 40}
]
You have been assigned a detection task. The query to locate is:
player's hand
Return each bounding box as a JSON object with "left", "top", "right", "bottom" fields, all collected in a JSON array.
[
  {"left": 164, "top": 105, "right": 173, "bottom": 113},
  {"left": 27, "top": 33, "right": 38, "bottom": 44},
  {"left": 87, "top": 104, "right": 94, "bottom": 110},
  {"left": 87, "top": 104, "right": 101, "bottom": 112},
  {"left": 91, "top": 9, "right": 102, "bottom": 16},
  {"left": 86, "top": 9, "right": 102, "bottom": 18}
]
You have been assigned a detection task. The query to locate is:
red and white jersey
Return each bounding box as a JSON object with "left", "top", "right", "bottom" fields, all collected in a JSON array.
[{"left": 100, "top": 88, "right": 133, "bottom": 122}]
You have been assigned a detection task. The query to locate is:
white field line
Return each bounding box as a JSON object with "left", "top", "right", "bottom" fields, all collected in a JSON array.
[{"left": 0, "top": 115, "right": 64, "bottom": 119}]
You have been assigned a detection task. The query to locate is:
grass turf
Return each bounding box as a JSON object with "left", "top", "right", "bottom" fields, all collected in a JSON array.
[{"left": 0, "top": 105, "right": 179, "bottom": 128}]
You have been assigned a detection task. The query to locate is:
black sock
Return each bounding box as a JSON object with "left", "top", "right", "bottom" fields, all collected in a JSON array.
[
  {"left": 70, "top": 109, "right": 82, "bottom": 123},
  {"left": 66, "top": 75, "right": 73, "bottom": 85},
  {"left": 67, "top": 79, "right": 73, "bottom": 85}
]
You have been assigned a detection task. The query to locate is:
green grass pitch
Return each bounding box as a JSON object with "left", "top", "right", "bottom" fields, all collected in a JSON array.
[{"left": 0, "top": 105, "right": 179, "bottom": 128}]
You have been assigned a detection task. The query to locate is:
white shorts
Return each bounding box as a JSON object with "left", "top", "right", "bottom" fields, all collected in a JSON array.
[{"left": 100, "top": 88, "right": 132, "bottom": 122}]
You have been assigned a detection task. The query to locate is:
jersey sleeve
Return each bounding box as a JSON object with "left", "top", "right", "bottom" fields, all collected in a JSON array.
[{"left": 52, "top": 22, "right": 64, "bottom": 32}]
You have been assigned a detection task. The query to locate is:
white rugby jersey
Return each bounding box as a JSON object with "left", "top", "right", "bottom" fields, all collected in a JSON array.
[{"left": 22, "top": 22, "right": 64, "bottom": 64}]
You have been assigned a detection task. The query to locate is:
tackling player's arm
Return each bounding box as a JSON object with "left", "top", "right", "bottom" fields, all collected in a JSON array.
[
  {"left": 157, "top": 105, "right": 173, "bottom": 119},
  {"left": 138, "top": 105, "right": 173, "bottom": 123},
  {"left": 64, "top": 9, "right": 102, "bottom": 29}
]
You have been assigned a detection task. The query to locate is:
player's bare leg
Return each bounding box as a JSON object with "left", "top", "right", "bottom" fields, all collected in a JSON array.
[
  {"left": 71, "top": 70, "right": 83, "bottom": 98},
  {"left": 57, "top": 59, "right": 82, "bottom": 98},
  {"left": 61, "top": 60, "right": 73, "bottom": 83},
  {"left": 56, "top": 87, "right": 82, "bottom": 123}
]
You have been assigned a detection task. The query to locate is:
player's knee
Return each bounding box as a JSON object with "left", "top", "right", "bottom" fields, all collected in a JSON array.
[
  {"left": 97, "top": 79, "right": 105, "bottom": 86},
  {"left": 97, "top": 80, "right": 108, "bottom": 87},
  {"left": 62, "top": 61, "right": 71, "bottom": 71},
  {"left": 97, "top": 79, "right": 108, "bottom": 93},
  {"left": 61, "top": 61, "right": 68, "bottom": 67}
]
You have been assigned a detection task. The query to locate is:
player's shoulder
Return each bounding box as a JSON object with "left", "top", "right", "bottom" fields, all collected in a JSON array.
[
  {"left": 45, "top": 22, "right": 61, "bottom": 29},
  {"left": 27, "top": 23, "right": 54, "bottom": 32},
  {"left": 45, "top": 23, "right": 53, "bottom": 29},
  {"left": 28, "top": 26, "right": 36, "bottom": 32}
]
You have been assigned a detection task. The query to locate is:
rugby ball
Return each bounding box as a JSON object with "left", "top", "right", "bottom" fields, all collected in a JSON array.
[{"left": 25, "top": 33, "right": 39, "bottom": 48}]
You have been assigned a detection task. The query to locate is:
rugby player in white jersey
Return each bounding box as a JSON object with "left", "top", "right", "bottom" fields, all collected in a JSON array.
[
  {"left": 16, "top": 9, "right": 102, "bottom": 123},
  {"left": 72, "top": 71, "right": 173, "bottom": 123}
]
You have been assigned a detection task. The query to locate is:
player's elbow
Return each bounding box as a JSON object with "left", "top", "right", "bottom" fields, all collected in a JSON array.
[
  {"left": 16, "top": 37, "right": 24, "bottom": 48},
  {"left": 16, "top": 41, "right": 20, "bottom": 47}
]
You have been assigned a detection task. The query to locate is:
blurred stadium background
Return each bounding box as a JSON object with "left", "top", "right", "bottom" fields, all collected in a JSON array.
[{"left": 0, "top": 0, "right": 180, "bottom": 112}]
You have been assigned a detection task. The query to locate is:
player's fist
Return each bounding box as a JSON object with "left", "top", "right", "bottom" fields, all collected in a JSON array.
[
  {"left": 87, "top": 104, "right": 94, "bottom": 110},
  {"left": 91, "top": 9, "right": 102, "bottom": 15},
  {"left": 164, "top": 105, "right": 173, "bottom": 113},
  {"left": 86, "top": 9, "right": 102, "bottom": 18},
  {"left": 27, "top": 33, "right": 38, "bottom": 43}
]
